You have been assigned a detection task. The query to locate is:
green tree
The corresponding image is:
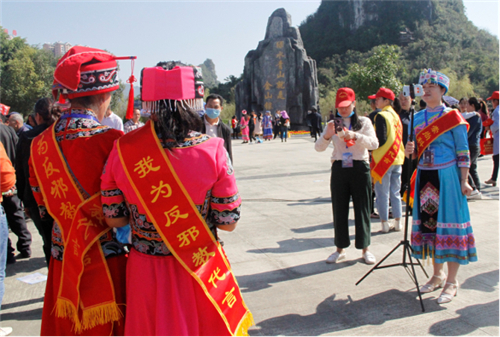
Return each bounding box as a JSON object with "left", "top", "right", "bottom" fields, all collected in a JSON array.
[
  {"left": 210, "top": 75, "right": 241, "bottom": 104},
  {"left": 439, "top": 68, "right": 475, "bottom": 100},
  {"left": 0, "top": 28, "right": 57, "bottom": 115},
  {"left": 344, "top": 45, "right": 403, "bottom": 100}
]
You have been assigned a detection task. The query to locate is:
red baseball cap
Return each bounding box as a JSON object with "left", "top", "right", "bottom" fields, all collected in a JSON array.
[
  {"left": 486, "top": 91, "right": 499, "bottom": 100},
  {"left": 367, "top": 94, "right": 376, "bottom": 100},
  {"left": 336, "top": 88, "right": 356, "bottom": 108},
  {"left": 375, "top": 87, "right": 395, "bottom": 101}
]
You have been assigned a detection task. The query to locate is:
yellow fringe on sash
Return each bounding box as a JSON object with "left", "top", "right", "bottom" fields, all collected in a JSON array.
[
  {"left": 421, "top": 245, "right": 436, "bottom": 266},
  {"left": 55, "top": 298, "right": 81, "bottom": 332},
  {"left": 81, "top": 302, "right": 123, "bottom": 332},
  {"left": 55, "top": 298, "right": 122, "bottom": 333},
  {"left": 236, "top": 311, "right": 255, "bottom": 336}
]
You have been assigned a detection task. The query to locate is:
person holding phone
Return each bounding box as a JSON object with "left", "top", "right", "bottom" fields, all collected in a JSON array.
[{"left": 315, "top": 88, "right": 379, "bottom": 265}]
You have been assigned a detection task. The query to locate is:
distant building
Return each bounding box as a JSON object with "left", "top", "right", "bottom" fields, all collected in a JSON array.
[{"left": 43, "top": 42, "right": 73, "bottom": 57}]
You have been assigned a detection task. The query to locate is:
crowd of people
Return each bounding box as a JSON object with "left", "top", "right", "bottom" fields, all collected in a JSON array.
[
  {"left": 315, "top": 69, "right": 498, "bottom": 305},
  {"left": 0, "top": 43, "right": 498, "bottom": 336},
  {"left": 232, "top": 109, "right": 316, "bottom": 143}
]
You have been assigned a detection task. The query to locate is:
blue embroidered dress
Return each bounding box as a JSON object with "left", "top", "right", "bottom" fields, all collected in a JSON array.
[{"left": 410, "top": 105, "right": 477, "bottom": 264}]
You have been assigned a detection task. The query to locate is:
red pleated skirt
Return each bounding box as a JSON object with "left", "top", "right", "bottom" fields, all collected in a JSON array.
[
  {"left": 41, "top": 255, "right": 127, "bottom": 336},
  {"left": 124, "top": 248, "right": 231, "bottom": 336}
]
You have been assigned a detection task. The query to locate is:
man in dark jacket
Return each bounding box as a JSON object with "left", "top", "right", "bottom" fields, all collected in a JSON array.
[
  {"left": 15, "top": 98, "right": 55, "bottom": 265},
  {"left": 310, "top": 109, "right": 323, "bottom": 141},
  {"left": 0, "top": 122, "right": 31, "bottom": 263},
  {"left": 200, "top": 94, "right": 233, "bottom": 163}
]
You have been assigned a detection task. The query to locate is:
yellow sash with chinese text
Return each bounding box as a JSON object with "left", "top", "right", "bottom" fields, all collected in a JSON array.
[
  {"left": 404, "top": 109, "right": 468, "bottom": 207},
  {"left": 116, "top": 121, "right": 254, "bottom": 336},
  {"left": 371, "top": 107, "right": 405, "bottom": 184},
  {"left": 30, "top": 125, "right": 121, "bottom": 333}
]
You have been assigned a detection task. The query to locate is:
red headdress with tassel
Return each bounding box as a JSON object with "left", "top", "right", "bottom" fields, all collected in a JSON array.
[{"left": 52, "top": 46, "right": 137, "bottom": 117}]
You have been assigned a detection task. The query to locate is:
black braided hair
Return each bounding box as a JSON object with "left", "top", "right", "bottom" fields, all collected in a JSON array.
[
  {"left": 152, "top": 61, "right": 201, "bottom": 151},
  {"left": 34, "top": 97, "right": 59, "bottom": 125}
]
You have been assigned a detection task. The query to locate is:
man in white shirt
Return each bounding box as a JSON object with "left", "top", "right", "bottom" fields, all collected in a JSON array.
[
  {"left": 123, "top": 108, "right": 145, "bottom": 134},
  {"left": 101, "top": 107, "right": 124, "bottom": 131},
  {"left": 200, "top": 94, "right": 233, "bottom": 162}
]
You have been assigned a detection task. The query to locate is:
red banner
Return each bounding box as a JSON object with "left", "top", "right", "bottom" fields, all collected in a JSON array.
[{"left": 0, "top": 104, "right": 10, "bottom": 116}]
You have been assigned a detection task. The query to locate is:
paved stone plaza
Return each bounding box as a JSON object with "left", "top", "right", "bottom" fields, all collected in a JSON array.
[{"left": 2, "top": 134, "right": 499, "bottom": 336}]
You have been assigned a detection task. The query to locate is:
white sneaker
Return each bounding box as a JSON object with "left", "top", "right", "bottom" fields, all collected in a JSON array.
[
  {"left": 0, "top": 327, "right": 13, "bottom": 336},
  {"left": 467, "top": 190, "right": 482, "bottom": 200},
  {"left": 381, "top": 221, "right": 394, "bottom": 233},
  {"left": 363, "top": 251, "right": 376, "bottom": 264},
  {"left": 394, "top": 218, "right": 403, "bottom": 231},
  {"left": 326, "top": 251, "right": 346, "bottom": 264}
]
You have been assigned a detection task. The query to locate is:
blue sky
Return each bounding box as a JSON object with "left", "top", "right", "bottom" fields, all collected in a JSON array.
[{"left": 1, "top": 0, "right": 498, "bottom": 83}]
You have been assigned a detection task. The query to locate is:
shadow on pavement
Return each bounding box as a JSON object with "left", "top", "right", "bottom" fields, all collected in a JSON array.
[
  {"left": 238, "top": 259, "right": 359, "bottom": 293},
  {"left": 0, "top": 307, "right": 43, "bottom": 321},
  {"left": 247, "top": 238, "right": 336, "bottom": 254},
  {"left": 250, "top": 290, "right": 442, "bottom": 336},
  {"left": 291, "top": 222, "right": 333, "bottom": 234},
  {"left": 460, "top": 269, "right": 499, "bottom": 292},
  {"left": 428, "top": 300, "right": 499, "bottom": 335},
  {"left": 1, "top": 297, "right": 44, "bottom": 310},
  {"left": 5, "top": 257, "right": 47, "bottom": 277}
]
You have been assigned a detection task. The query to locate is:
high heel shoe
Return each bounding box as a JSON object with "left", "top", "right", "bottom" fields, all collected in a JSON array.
[
  {"left": 437, "top": 282, "right": 459, "bottom": 304},
  {"left": 484, "top": 179, "right": 497, "bottom": 187},
  {"left": 420, "top": 274, "right": 447, "bottom": 293}
]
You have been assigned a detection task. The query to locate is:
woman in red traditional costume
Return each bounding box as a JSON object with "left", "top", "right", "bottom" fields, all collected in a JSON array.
[
  {"left": 101, "top": 62, "right": 253, "bottom": 336},
  {"left": 29, "top": 46, "right": 135, "bottom": 335}
]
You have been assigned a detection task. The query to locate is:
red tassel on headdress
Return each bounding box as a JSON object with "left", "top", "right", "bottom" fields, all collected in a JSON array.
[{"left": 125, "top": 58, "right": 137, "bottom": 120}]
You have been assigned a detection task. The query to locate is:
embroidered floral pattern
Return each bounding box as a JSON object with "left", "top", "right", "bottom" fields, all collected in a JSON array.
[
  {"left": 211, "top": 206, "right": 241, "bottom": 225},
  {"left": 420, "top": 182, "right": 439, "bottom": 216},
  {"left": 54, "top": 109, "right": 113, "bottom": 141},
  {"left": 51, "top": 222, "right": 64, "bottom": 261},
  {"left": 160, "top": 131, "right": 211, "bottom": 149},
  {"left": 102, "top": 188, "right": 124, "bottom": 197},
  {"left": 211, "top": 193, "right": 239, "bottom": 205},
  {"left": 129, "top": 203, "right": 171, "bottom": 256},
  {"left": 103, "top": 202, "right": 129, "bottom": 218}
]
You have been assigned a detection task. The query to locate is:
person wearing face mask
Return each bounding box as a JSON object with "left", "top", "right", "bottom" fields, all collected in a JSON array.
[
  {"left": 315, "top": 88, "right": 379, "bottom": 265},
  {"left": 200, "top": 93, "right": 233, "bottom": 163}
]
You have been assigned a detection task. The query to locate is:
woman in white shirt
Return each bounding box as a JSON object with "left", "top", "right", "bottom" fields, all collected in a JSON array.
[{"left": 315, "top": 88, "right": 379, "bottom": 265}]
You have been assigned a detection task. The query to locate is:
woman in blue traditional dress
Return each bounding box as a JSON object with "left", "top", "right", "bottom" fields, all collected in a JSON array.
[
  {"left": 405, "top": 69, "right": 477, "bottom": 304},
  {"left": 262, "top": 111, "right": 273, "bottom": 141}
]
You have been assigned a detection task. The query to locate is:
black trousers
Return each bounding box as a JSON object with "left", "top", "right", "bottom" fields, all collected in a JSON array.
[
  {"left": 28, "top": 204, "right": 53, "bottom": 265},
  {"left": 330, "top": 161, "right": 372, "bottom": 249},
  {"left": 468, "top": 145, "right": 481, "bottom": 191},
  {"left": 3, "top": 194, "right": 31, "bottom": 255},
  {"left": 401, "top": 156, "right": 418, "bottom": 197},
  {"left": 491, "top": 154, "right": 499, "bottom": 181},
  {"left": 249, "top": 126, "right": 256, "bottom": 141},
  {"left": 311, "top": 127, "right": 321, "bottom": 141}
]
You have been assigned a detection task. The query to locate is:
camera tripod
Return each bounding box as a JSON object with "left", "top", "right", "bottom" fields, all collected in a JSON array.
[{"left": 355, "top": 107, "right": 429, "bottom": 312}]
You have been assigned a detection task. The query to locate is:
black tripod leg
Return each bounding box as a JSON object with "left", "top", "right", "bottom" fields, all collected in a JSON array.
[
  {"left": 406, "top": 244, "right": 426, "bottom": 312},
  {"left": 356, "top": 241, "right": 403, "bottom": 286},
  {"left": 408, "top": 245, "right": 429, "bottom": 278}
]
